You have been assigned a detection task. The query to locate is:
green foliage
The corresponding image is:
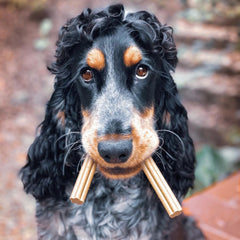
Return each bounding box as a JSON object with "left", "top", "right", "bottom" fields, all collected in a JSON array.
[
  {"left": 195, "top": 146, "right": 230, "bottom": 189},
  {"left": 226, "top": 127, "right": 240, "bottom": 145},
  {"left": 39, "top": 18, "right": 52, "bottom": 36},
  {"left": 34, "top": 38, "right": 49, "bottom": 51},
  {"left": 187, "top": 145, "right": 239, "bottom": 196},
  {"left": 33, "top": 18, "right": 52, "bottom": 51}
]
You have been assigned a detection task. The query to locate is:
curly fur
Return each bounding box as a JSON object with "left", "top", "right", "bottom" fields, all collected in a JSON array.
[{"left": 20, "top": 4, "right": 205, "bottom": 239}]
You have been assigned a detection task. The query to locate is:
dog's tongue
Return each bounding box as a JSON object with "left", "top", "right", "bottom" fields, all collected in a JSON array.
[{"left": 70, "top": 156, "right": 182, "bottom": 218}]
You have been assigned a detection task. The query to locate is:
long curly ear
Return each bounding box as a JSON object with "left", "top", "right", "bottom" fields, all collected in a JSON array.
[
  {"left": 153, "top": 53, "right": 195, "bottom": 198},
  {"left": 20, "top": 30, "right": 85, "bottom": 201},
  {"left": 155, "top": 83, "right": 196, "bottom": 198},
  {"left": 20, "top": 87, "right": 63, "bottom": 200},
  {"left": 20, "top": 82, "right": 83, "bottom": 200}
]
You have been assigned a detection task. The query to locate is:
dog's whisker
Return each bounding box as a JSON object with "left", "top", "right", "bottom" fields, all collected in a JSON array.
[
  {"left": 77, "top": 153, "right": 87, "bottom": 173},
  {"left": 154, "top": 134, "right": 179, "bottom": 165},
  {"left": 157, "top": 145, "right": 177, "bottom": 162},
  {"left": 157, "top": 129, "right": 185, "bottom": 155},
  {"left": 158, "top": 136, "right": 164, "bottom": 148},
  {"left": 153, "top": 151, "right": 166, "bottom": 171},
  {"left": 64, "top": 140, "right": 82, "bottom": 150},
  {"left": 56, "top": 131, "right": 81, "bottom": 144},
  {"left": 63, "top": 140, "right": 82, "bottom": 175},
  {"left": 72, "top": 144, "right": 83, "bottom": 152}
]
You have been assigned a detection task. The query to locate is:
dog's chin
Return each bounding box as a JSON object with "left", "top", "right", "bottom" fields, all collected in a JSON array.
[{"left": 99, "top": 164, "right": 142, "bottom": 179}]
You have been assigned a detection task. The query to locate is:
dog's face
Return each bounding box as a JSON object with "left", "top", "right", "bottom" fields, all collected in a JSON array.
[
  {"left": 20, "top": 5, "right": 195, "bottom": 203},
  {"left": 76, "top": 27, "right": 159, "bottom": 179}
]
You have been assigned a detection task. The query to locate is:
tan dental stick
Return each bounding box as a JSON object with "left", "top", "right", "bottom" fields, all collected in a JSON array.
[
  {"left": 70, "top": 156, "right": 182, "bottom": 218},
  {"left": 141, "top": 157, "right": 182, "bottom": 218},
  {"left": 70, "top": 155, "right": 97, "bottom": 204}
]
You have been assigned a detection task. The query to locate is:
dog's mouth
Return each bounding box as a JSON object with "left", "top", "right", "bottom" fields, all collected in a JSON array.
[{"left": 98, "top": 164, "right": 142, "bottom": 179}]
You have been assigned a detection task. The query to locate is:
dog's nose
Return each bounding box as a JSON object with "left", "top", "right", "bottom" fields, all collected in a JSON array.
[{"left": 98, "top": 139, "right": 132, "bottom": 164}]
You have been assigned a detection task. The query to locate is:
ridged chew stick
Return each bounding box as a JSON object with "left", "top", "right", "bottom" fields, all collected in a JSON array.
[
  {"left": 70, "top": 156, "right": 182, "bottom": 218},
  {"left": 70, "top": 155, "right": 97, "bottom": 204},
  {"left": 142, "top": 158, "right": 182, "bottom": 218}
]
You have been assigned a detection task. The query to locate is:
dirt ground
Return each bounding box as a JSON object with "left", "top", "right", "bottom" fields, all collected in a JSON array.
[{"left": 0, "top": 0, "right": 239, "bottom": 239}]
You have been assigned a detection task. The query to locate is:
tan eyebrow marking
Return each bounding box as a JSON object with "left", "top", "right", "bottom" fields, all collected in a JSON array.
[
  {"left": 123, "top": 46, "right": 142, "bottom": 67},
  {"left": 86, "top": 48, "right": 105, "bottom": 71}
]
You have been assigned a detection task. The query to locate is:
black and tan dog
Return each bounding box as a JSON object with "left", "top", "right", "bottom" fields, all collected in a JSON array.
[{"left": 20, "top": 4, "right": 205, "bottom": 239}]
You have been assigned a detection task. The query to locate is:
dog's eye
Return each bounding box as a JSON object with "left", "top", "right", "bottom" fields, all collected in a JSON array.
[
  {"left": 136, "top": 65, "right": 148, "bottom": 79},
  {"left": 81, "top": 68, "right": 93, "bottom": 82}
]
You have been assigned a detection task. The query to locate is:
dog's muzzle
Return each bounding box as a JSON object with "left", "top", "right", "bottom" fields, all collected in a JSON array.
[{"left": 81, "top": 107, "right": 159, "bottom": 179}]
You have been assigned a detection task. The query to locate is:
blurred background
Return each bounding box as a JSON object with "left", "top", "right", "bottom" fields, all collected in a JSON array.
[{"left": 0, "top": 0, "right": 239, "bottom": 239}]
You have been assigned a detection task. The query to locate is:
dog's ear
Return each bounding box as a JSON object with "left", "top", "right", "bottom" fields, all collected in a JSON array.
[
  {"left": 20, "top": 15, "right": 85, "bottom": 200},
  {"left": 154, "top": 82, "right": 196, "bottom": 198},
  {"left": 20, "top": 84, "right": 82, "bottom": 200},
  {"left": 153, "top": 51, "right": 195, "bottom": 198},
  {"left": 20, "top": 88, "right": 65, "bottom": 200}
]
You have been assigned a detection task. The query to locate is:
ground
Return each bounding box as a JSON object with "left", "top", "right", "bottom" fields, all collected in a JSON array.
[{"left": 0, "top": 0, "right": 239, "bottom": 239}]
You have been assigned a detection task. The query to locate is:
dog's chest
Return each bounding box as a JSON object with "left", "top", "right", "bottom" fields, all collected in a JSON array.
[
  {"left": 37, "top": 177, "right": 173, "bottom": 239},
  {"left": 71, "top": 199, "right": 156, "bottom": 240},
  {"left": 67, "top": 178, "right": 163, "bottom": 239}
]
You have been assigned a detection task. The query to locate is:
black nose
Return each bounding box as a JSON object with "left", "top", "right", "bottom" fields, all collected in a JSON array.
[{"left": 98, "top": 139, "right": 132, "bottom": 164}]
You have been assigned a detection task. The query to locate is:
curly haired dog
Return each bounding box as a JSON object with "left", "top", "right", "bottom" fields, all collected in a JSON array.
[{"left": 20, "top": 4, "right": 205, "bottom": 240}]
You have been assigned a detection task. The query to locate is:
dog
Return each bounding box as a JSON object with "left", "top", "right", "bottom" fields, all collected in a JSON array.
[{"left": 20, "top": 4, "right": 205, "bottom": 239}]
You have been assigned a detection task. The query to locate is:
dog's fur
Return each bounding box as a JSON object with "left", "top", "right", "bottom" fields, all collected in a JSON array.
[{"left": 20, "top": 4, "right": 205, "bottom": 240}]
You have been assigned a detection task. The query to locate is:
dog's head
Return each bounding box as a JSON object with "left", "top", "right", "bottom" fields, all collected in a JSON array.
[
  {"left": 50, "top": 4, "right": 177, "bottom": 179},
  {"left": 21, "top": 5, "right": 195, "bottom": 200}
]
